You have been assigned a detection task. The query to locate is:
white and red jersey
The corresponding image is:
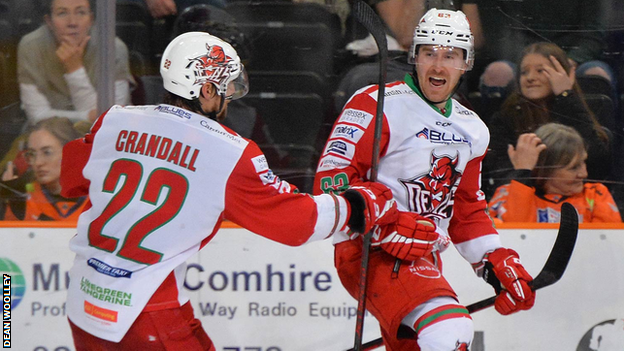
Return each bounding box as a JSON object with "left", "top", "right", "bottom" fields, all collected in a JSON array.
[
  {"left": 60, "top": 104, "right": 349, "bottom": 342},
  {"left": 314, "top": 74, "right": 502, "bottom": 264}
]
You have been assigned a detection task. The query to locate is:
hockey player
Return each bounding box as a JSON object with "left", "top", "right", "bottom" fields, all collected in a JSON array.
[
  {"left": 314, "top": 9, "right": 536, "bottom": 350},
  {"left": 59, "top": 32, "right": 400, "bottom": 350}
]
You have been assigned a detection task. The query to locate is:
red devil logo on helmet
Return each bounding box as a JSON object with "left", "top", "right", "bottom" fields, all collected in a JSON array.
[
  {"left": 203, "top": 44, "right": 227, "bottom": 66},
  {"left": 187, "top": 44, "right": 233, "bottom": 85},
  {"left": 454, "top": 341, "right": 469, "bottom": 351}
]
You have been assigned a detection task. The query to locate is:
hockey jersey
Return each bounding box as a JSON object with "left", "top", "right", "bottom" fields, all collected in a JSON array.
[
  {"left": 313, "top": 74, "right": 502, "bottom": 264},
  {"left": 488, "top": 180, "right": 622, "bottom": 223},
  {"left": 60, "top": 105, "right": 349, "bottom": 342}
]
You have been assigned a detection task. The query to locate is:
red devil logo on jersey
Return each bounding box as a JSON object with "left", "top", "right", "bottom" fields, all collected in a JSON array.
[
  {"left": 424, "top": 153, "right": 460, "bottom": 198},
  {"left": 454, "top": 341, "right": 469, "bottom": 351},
  {"left": 400, "top": 152, "right": 461, "bottom": 220},
  {"left": 187, "top": 44, "right": 233, "bottom": 86}
]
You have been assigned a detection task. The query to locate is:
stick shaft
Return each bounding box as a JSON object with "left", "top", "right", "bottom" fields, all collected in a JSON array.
[{"left": 351, "top": 1, "right": 388, "bottom": 350}]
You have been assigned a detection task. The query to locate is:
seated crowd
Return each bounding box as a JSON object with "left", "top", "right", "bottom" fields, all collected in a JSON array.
[{"left": 0, "top": 0, "right": 623, "bottom": 223}]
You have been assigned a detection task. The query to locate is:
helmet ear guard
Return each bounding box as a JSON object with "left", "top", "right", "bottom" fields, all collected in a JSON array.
[
  {"left": 160, "top": 31, "right": 249, "bottom": 101},
  {"left": 409, "top": 8, "right": 475, "bottom": 71}
]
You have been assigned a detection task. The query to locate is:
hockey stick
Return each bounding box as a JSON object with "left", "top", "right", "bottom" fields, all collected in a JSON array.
[
  {"left": 348, "top": 202, "right": 579, "bottom": 351},
  {"left": 351, "top": 1, "right": 388, "bottom": 350}
]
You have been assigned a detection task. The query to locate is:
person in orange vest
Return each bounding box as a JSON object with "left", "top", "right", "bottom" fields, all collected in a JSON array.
[
  {"left": 488, "top": 122, "right": 622, "bottom": 223},
  {"left": 1, "top": 117, "right": 87, "bottom": 221}
]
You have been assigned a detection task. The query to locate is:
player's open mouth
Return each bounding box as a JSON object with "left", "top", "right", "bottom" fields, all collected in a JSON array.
[{"left": 429, "top": 77, "right": 446, "bottom": 87}]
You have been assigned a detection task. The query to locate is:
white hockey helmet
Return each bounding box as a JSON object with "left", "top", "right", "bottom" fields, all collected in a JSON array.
[
  {"left": 409, "top": 8, "right": 475, "bottom": 71},
  {"left": 160, "top": 31, "right": 249, "bottom": 100}
]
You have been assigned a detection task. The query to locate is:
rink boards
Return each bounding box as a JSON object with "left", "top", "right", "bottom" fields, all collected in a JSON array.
[{"left": 2, "top": 225, "right": 624, "bottom": 351}]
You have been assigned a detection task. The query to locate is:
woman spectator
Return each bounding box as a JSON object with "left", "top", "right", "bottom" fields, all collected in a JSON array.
[
  {"left": 1, "top": 117, "right": 87, "bottom": 221},
  {"left": 17, "top": 0, "right": 134, "bottom": 124},
  {"left": 483, "top": 42, "right": 611, "bottom": 198},
  {"left": 488, "top": 123, "right": 621, "bottom": 223}
]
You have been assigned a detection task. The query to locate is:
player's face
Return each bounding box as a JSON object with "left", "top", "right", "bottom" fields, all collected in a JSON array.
[
  {"left": 26, "top": 129, "right": 64, "bottom": 192},
  {"left": 519, "top": 53, "right": 554, "bottom": 101},
  {"left": 543, "top": 151, "right": 588, "bottom": 196},
  {"left": 414, "top": 45, "right": 467, "bottom": 108},
  {"left": 46, "top": 0, "right": 93, "bottom": 47}
]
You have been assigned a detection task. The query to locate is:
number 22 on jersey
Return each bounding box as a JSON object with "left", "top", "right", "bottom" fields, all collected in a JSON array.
[{"left": 88, "top": 158, "right": 189, "bottom": 265}]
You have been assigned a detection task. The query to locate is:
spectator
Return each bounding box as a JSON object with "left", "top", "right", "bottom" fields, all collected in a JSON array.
[
  {"left": 488, "top": 123, "right": 621, "bottom": 223},
  {"left": 17, "top": 0, "right": 134, "bottom": 124},
  {"left": 142, "top": 0, "right": 179, "bottom": 18},
  {"left": 483, "top": 42, "right": 611, "bottom": 199},
  {"left": 1, "top": 117, "right": 86, "bottom": 221},
  {"left": 475, "top": 0, "right": 615, "bottom": 102}
]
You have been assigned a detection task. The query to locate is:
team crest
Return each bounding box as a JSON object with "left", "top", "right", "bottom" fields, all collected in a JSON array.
[
  {"left": 454, "top": 341, "right": 469, "bottom": 351},
  {"left": 399, "top": 152, "right": 461, "bottom": 220},
  {"left": 187, "top": 44, "right": 234, "bottom": 86}
]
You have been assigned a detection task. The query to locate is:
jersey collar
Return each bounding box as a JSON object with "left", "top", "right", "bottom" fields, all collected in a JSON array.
[{"left": 404, "top": 73, "right": 453, "bottom": 117}]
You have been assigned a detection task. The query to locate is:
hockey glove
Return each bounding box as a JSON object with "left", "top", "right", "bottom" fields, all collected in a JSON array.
[
  {"left": 371, "top": 212, "right": 438, "bottom": 261},
  {"left": 341, "top": 182, "right": 398, "bottom": 234},
  {"left": 482, "top": 248, "right": 535, "bottom": 315}
]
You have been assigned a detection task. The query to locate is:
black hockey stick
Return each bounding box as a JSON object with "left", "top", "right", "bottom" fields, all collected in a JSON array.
[
  {"left": 348, "top": 202, "right": 579, "bottom": 351},
  {"left": 351, "top": 1, "right": 388, "bottom": 350}
]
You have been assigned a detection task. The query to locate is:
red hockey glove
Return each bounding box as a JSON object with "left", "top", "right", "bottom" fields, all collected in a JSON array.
[
  {"left": 371, "top": 212, "right": 438, "bottom": 261},
  {"left": 341, "top": 182, "right": 398, "bottom": 234},
  {"left": 482, "top": 248, "right": 535, "bottom": 315}
]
